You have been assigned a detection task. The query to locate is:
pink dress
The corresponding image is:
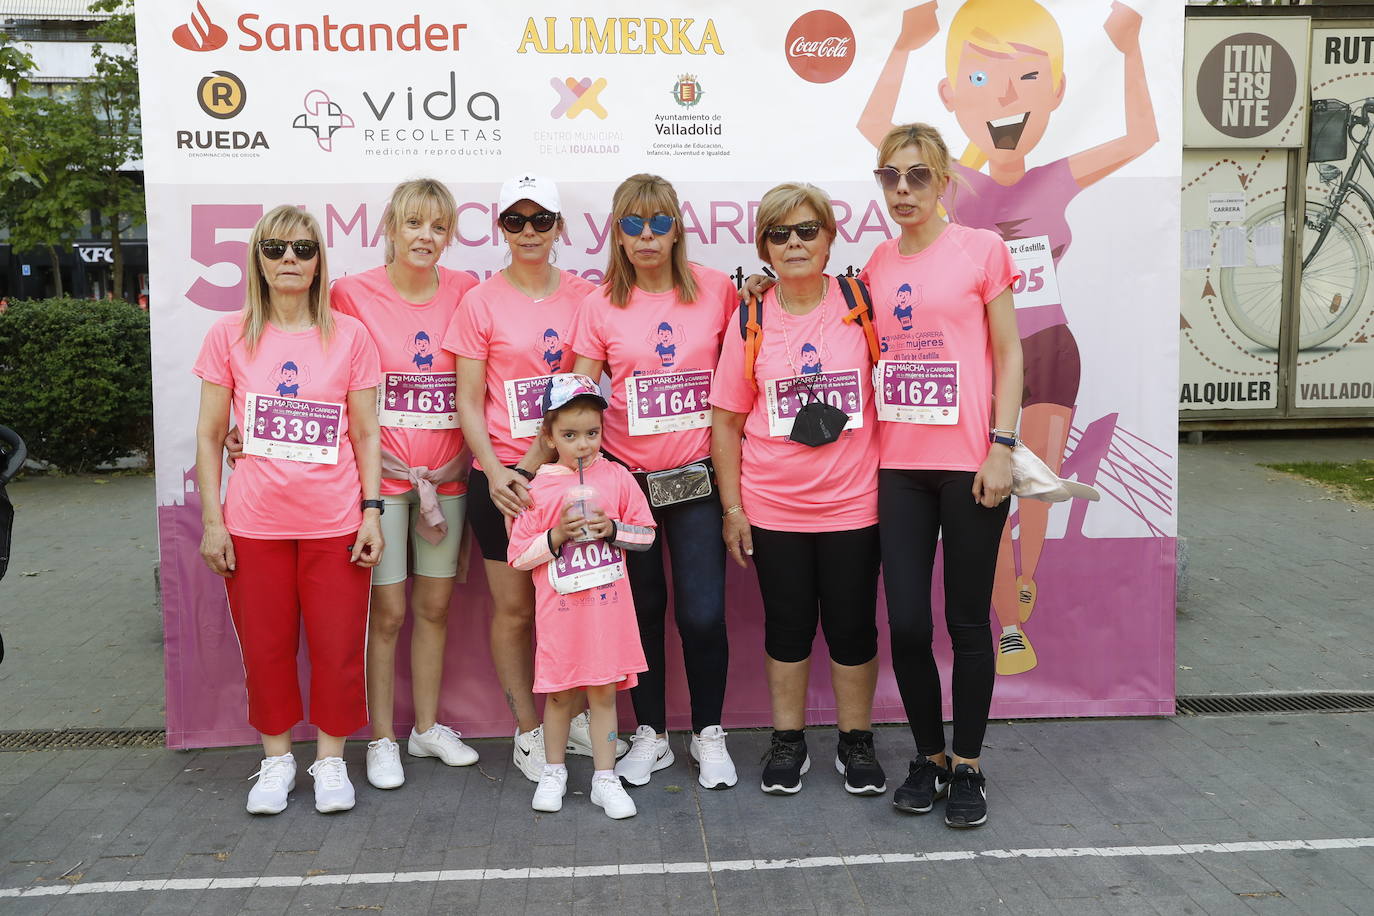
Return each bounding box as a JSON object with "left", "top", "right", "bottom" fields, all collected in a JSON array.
[{"left": 508, "top": 456, "right": 656, "bottom": 693}]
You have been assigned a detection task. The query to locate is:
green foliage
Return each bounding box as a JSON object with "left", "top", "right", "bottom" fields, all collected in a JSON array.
[
  {"left": 1264, "top": 460, "right": 1374, "bottom": 505},
  {"left": 0, "top": 30, "right": 37, "bottom": 184},
  {"left": 0, "top": 298, "right": 153, "bottom": 472}
]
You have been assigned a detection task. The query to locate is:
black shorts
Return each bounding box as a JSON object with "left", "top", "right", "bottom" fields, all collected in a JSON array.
[{"left": 466, "top": 467, "right": 514, "bottom": 562}]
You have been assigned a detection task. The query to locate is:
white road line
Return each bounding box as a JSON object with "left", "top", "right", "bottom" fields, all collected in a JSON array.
[{"left": 2, "top": 836, "right": 1372, "bottom": 900}]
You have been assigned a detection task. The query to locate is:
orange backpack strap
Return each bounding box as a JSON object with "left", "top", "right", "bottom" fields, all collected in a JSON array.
[
  {"left": 738, "top": 295, "right": 764, "bottom": 387},
  {"left": 837, "top": 276, "right": 880, "bottom": 363}
]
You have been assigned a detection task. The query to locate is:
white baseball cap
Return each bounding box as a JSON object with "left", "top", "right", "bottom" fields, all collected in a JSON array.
[
  {"left": 1011, "top": 445, "right": 1102, "bottom": 503},
  {"left": 499, "top": 174, "right": 560, "bottom": 214}
]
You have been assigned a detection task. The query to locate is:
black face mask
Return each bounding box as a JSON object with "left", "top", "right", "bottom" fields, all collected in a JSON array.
[{"left": 787, "top": 378, "right": 849, "bottom": 447}]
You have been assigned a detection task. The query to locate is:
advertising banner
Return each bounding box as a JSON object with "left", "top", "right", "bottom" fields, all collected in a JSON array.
[
  {"left": 1183, "top": 17, "right": 1310, "bottom": 149},
  {"left": 137, "top": 0, "right": 1182, "bottom": 747}
]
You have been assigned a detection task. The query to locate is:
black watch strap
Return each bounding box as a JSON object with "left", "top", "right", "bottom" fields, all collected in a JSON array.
[
  {"left": 361, "top": 498, "right": 385, "bottom": 514},
  {"left": 512, "top": 467, "right": 535, "bottom": 482}
]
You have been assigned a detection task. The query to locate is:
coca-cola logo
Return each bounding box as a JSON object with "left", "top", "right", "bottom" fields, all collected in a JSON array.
[{"left": 785, "top": 10, "right": 854, "bottom": 84}]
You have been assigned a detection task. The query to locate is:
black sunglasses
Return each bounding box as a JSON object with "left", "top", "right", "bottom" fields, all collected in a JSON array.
[
  {"left": 873, "top": 165, "right": 935, "bottom": 191},
  {"left": 500, "top": 211, "right": 559, "bottom": 234},
  {"left": 258, "top": 238, "right": 319, "bottom": 260},
  {"left": 764, "top": 220, "right": 823, "bottom": 246},
  {"left": 618, "top": 213, "right": 676, "bottom": 237}
]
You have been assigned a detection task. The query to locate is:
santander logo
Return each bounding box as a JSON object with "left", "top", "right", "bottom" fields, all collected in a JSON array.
[
  {"left": 785, "top": 10, "right": 855, "bottom": 84},
  {"left": 172, "top": 2, "right": 228, "bottom": 52}
]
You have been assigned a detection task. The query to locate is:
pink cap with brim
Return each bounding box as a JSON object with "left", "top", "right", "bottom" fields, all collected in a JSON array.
[{"left": 541, "top": 373, "right": 608, "bottom": 414}]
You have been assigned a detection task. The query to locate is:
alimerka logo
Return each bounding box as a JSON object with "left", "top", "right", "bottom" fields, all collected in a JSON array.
[
  {"left": 172, "top": 2, "right": 228, "bottom": 52},
  {"left": 550, "top": 77, "right": 608, "bottom": 119},
  {"left": 517, "top": 17, "right": 722, "bottom": 54}
]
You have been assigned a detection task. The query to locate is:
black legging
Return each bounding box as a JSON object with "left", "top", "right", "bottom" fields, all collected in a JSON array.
[{"left": 879, "top": 468, "right": 1008, "bottom": 760}]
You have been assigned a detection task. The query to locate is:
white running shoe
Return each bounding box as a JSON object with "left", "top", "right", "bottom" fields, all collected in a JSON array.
[
  {"left": 365, "top": 737, "right": 404, "bottom": 789},
  {"left": 513, "top": 725, "right": 547, "bottom": 783},
  {"left": 246, "top": 754, "right": 296, "bottom": 814},
  {"left": 614, "top": 725, "right": 674, "bottom": 786},
  {"left": 531, "top": 767, "right": 568, "bottom": 813},
  {"left": 408, "top": 724, "right": 479, "bottom": 767},
  {"left": 590, "top": 775, "right": 637, "bottom": 819},
  {"left": 690, "top": 726, "right": 738, "bottom": 789},
  {"left": 567, "top": 711, "right": 630, "bottom": 759},
  {"left": 307, "top": 757, "right": 355, "bottom": 813}
]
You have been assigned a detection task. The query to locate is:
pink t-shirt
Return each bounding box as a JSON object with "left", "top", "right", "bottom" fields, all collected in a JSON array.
[
  {"left": 710, "top": 279, "right": 879, "bottom": 532},
  {"left": 442, "top": 270, "right": 595, "bottom": 470},
  {"left": 507, "top": 456, "right": 655, "bottom": 693},
  {"left": 860, "top": 223, "right": 1016, "bottom": 472},
  {"left": 193, "top": 313, "right": 381, "bottom": 539},
  {"left": 568, "top": 263, "right": 737, "bottom": 472},
  {"left": 331, "top": 265, "right": 476, "bottom": 496}
]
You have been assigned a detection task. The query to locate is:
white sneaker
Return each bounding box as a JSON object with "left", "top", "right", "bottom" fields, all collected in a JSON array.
[
  {"left": 690, "top": 726, "right": 738, "bottom": 789},
  {"left": 408, "top": 724, "right": 479, "bottom": 767},
  {"left": 366, "top": 738, "right": 404, "bottom": 790},
  {"left": 590, "top": 775, "right": 637, "bottom": 819},
  {"left": 567, "top": 711, "right": 630, "bottom": 759},
  {"left": 614, "top": 725, "right": 674, "bottom": 786},
  {"left": 307, "top": 757, "right": 355, "bottom": 813},
  {"left": 513, "top": 725, "right": 547, "bottom": 783},
  {"left": 531, "top": 768, "right": 568, "bottom": 813},
  {"left": 246, "top": 754, "right": 296, "bottom": 814}
]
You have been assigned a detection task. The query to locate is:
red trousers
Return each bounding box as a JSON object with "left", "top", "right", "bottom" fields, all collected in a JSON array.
[{"left": 225, "top": 533, "right": 371, "bottom": 737}]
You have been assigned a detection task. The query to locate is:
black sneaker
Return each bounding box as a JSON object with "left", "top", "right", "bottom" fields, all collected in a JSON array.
[
  {"left": 944, "top": 763, "right": 988, "bottom": 828},
  {"left": 760, "top": 730, "right": 809, "bottom": 795},
  {"left": 892, "top": 756, "right": 950, "bottom": 814},
  {"left": 835, "top": 730, "right": 886, "bottom": 795}
]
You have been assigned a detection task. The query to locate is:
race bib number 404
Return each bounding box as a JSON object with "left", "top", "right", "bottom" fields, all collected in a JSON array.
[
  {"left": 243, "top": 393, "right": 344, "bottom": 464},
  {"left": 1005, "top": 235, "right": 1062, "bottom": 310},
  {"left": 764, "top": 369, "right": 864, "bottom": 438},
  {"left": 548, "top": 540, "right": 625, "bottom": 595},
  {"left": 378, "top": 372, "right": 458, "bottom": 429},
  {"left": 626, "top": 370, "right": 712, "bottom": 436},
  {"left": 504, "top": 375, "right": 556, "bottom": 439},
  {"left": 875, "top": 361, "right": 959, "bottom": 425}
]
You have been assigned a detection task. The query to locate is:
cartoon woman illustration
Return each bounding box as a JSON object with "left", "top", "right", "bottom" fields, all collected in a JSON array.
[
  {"left": 541, "top": 328, "right": 564, "bottom": 374},
  {"left": 799, "top": 342, "right": 823, "bottom": 375},
  {"left": 271, "top": 361, "right": 310, "bottom": 398},
  {"left": 893, "top": 283, "right": 917, "bottom": 331},
  {"left": 859, "top": 0, "right": 1157, "bottom": 676},
  {"left": 408, "top": 331, "right": 435, "bottom": 371},
  {"left": 647, "top": 321, "right": 681, "bottom": 369}
]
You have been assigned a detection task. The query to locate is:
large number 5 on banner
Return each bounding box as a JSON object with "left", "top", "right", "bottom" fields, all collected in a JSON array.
[{"left": 187, "top": 204, "right": 265, "bottom": 311}]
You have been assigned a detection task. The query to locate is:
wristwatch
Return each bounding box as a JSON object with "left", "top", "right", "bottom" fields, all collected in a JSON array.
[
  {"left": 989, "top": 429, "right": 1018, "bottom": 448},
  {"left": 361, "top": 499, "right": 385, "bottom": 514},
  {"left": 512, "top": 467, "right": 535, "bottom": 482}
]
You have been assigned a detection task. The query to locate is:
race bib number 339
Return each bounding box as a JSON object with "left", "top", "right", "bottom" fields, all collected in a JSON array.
[
  {"left": 243, "top": 393, "right": 344, "bottom": 464},
  {"left": 875, "top": 360, "right": 959, "bottom": 425},
  {"left": 626, "top": 370, "right": 712, "bottom": 436},
  {"left": 378, "top": 372, "right": 457, "bottom": 429}
]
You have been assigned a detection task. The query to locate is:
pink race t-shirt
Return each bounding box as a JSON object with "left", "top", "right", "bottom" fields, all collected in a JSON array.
[
  {"left": 331, "top": 265, "right": 476, "bottom": 496},
  {"left": 710, "top": 279, "right": 879, "bottom": 532},
  {"left": 860, "top": 223, "right": 1016, "bottom": 472},
  {"left": 568, "top": 263, "right": 737, "bottom": 472},
  {"left": 193, "top": 313, "right": 381, "bottom": 539},
  {"left": 442, "top": 270, "right": 594, "bottom": 470}
]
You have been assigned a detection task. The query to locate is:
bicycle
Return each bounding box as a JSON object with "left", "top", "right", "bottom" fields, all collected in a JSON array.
[{"left": 1219, "top": 97, "right": 1373, "bottom": 351}]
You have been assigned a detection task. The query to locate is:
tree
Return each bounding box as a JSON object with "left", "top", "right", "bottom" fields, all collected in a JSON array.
[{"left": 0, "top": 30, "right": 37, "bottom": 186}]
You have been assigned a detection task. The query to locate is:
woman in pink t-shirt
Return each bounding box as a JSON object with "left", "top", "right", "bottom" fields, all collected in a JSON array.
[
  {"left": 194, "top": 206, "right": 383, "bottom": 816},
  {"left": 445, "top": 174, "right": 610, "bottom": 783},
  {"left": 330, "top": 179, "right": 480, "bottom": 793},
  {"left": 710, "top": 183, "right": 883, "bottom": 798},
  {"left": 567, "top": 174, "right": 740, "bottom": 790},
  {"left": 861, "top": 124, "right": 1024, "bottom": 829}
]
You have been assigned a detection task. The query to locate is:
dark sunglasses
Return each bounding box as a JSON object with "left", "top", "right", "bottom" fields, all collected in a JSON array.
[
  {"left": 618, "top": 213, "right": 676, "bottom": 237},
  {"left": 873, "top": 165, "right": 935, "bottom": 191},
  {"left": 258, "top": 238, "right": 319, "bottom": 260},
  {"left": 764, "top": 220, "right": 823, "bottom": 246},
  {"left": 499, "top": 210, "right": 559, "bottom": 234}
]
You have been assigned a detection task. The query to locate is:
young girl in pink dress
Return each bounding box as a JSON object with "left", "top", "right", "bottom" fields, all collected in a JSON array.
[{"left": 507, "top": 374, "right": 656, "bottom": 819}]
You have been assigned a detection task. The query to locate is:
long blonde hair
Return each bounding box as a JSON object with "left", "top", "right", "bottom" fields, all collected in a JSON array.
[
  {"left": 944, "top": 0, "right": 1064, "bottom": 170},
  {"left": 603, "top": 174, "right": 698, "bottom": 307},
  {"left": 380, "top": 178, "right": 458, "bottom": 264},
  {"left": 241, "top": 205, "right": 332, "bottom": 355}
]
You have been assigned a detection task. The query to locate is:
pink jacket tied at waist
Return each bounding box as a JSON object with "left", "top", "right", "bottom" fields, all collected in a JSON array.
[{"left": 381, "top": 449, "right": 468, "bottom": 545}]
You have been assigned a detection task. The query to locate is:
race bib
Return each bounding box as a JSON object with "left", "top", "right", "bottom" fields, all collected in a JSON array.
[
  {"left": 875, "top": 360, "right": 959, "bottom": 425},
  {"left": 1005, "top": 235, "right": 1062, "bottom": 309},
  {"left": 504, "top": 375, "right": 557, "bottom": 439},
  {"left": 626, "top": 370, "right": 712, "bottom": 436},
  {"left": 764, "top": 369, "right": 864, "bottom": 439},
  {"left": 243, "top": 392, "right": 344, "bottom": 464},
  {"left": 377, "top": 372, "right": 458, "bottom": 429},
  {"left": 547, "top": 539, "right": 625, "bottom": 595}
]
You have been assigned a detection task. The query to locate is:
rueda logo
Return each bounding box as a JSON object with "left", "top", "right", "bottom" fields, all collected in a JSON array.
[
  {"left": 550, "top": 77, "right": 608, "bottom": 119},
  {"left": 292, "top": 90, "right": 355, "bottom": 152},
  {"left": 173, "top": 2, "right": 228, "bottom": 52},
  {"left": 197, "top": 70, "right": 245, "bottom": 119},
  {"left": 785, "top": 10, "right": 854, "bottom": 84}
]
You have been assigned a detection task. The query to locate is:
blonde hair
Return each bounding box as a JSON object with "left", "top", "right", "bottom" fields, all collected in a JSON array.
[
  {"left": 876, "top": 123, "right": 960, "bottom": 206},
  {"left": 380, "top": 178, "right": 458, "bottom": 264},
  {"left": 603, "top": 174, "right": 698, "bottom": 308},
  {"left": 754, "top": 183, "right": 836, "bottom": 267},
  {"left": 944, "top": 0, "right": 1064, "bottom": 170},
  {"left": 241, "top": 205, "right": 332, "bottom": 355}
]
